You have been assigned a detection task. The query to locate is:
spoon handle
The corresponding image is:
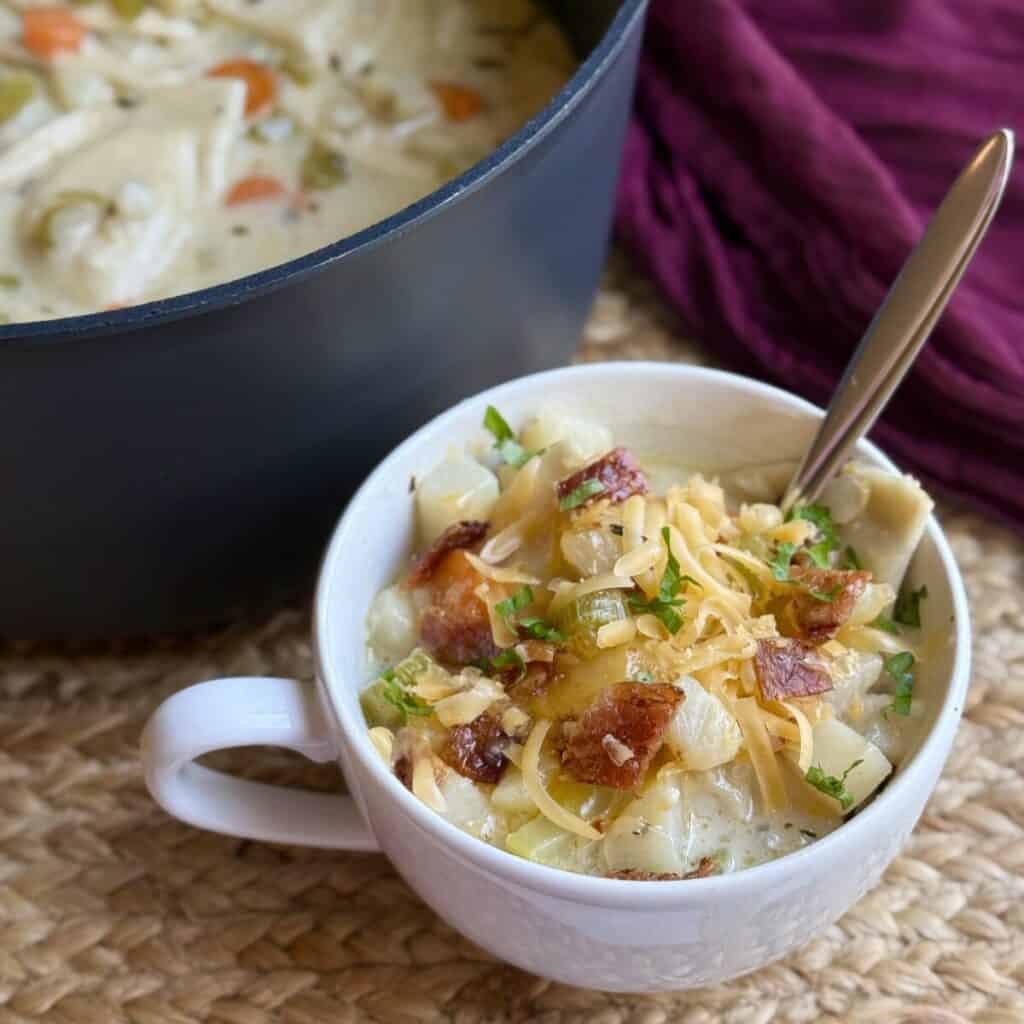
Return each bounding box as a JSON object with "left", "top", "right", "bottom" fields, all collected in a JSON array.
[{"left": 782, "top": 128, "right": 1014, "bottom": 512}]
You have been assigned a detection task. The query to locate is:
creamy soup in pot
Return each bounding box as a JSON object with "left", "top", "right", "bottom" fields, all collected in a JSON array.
[
  {"left": 0, "top": 0, "right": 574, "bottom": 322},
  {"left": 360, "top": 406, "right": 935, "bottom": 880}
]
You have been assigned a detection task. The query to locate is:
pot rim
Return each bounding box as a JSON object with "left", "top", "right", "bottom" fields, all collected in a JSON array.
[{"left": 0, "top": 0, "right": 648, "bottom": 348}]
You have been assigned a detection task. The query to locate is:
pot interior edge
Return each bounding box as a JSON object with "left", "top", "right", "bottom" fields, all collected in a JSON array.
[{"left": 544, "top": 0, "right": 633, "bottom": 56}]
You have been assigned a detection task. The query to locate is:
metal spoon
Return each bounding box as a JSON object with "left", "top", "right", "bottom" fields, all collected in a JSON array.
[{"left": 781, "top": 128, "right": 1014, "bottom": 513}]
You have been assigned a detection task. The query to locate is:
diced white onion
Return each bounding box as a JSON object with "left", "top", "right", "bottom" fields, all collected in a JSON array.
[{"left": 464, "top": 551, "right": 540, "bottom": 586}]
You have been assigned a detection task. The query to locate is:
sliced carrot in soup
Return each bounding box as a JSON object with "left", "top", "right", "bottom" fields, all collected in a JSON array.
[
  {"left": 225, "top": 176, "right": 288, "bottom": 206},
  {"left": 431, "top": 81, "right": 484, "bottom": 122},
  {"left": 207, "top": 59, "right": 276, "bottom": 116},
  {"left": 23, "top": 8, "right": 86, "bottom": 57}
]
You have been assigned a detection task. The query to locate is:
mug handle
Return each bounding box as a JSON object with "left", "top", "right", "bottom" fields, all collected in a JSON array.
[{"left": 141, "top": 676, "right": 380, "bottom": 851}]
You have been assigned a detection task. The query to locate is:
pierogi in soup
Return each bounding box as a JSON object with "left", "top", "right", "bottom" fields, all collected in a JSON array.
[
  {"left": 361, "top": 405, "right": 935, "bottom": 880},
  {"left": 0, "top": 0, "right": 574, "bottom": 322}
]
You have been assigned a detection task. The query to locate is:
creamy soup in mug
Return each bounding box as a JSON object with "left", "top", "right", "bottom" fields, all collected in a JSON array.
[
  {"left": 0, "top": 0, "right": 574, "bottom": 322},
  {"left": 360, "top": 406, "right": 935, "bottom": 879}
]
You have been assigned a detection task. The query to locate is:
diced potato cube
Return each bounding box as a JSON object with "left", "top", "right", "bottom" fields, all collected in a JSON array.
[
  {"left": 838, "top": 463, "right": 933, "bottom": 590},
  {"left": 415, "top": 457, "right": 499, "bottom": 546},
  {"left": 438, "top": 770, "right": 494, "bottom": 839},
  {"left": 810, "top": 719, "right": 892, "bottom": 812},
  {"left": 491, "top": 767, "right": 536, "bottom": 816},
  {"left": 665, "top": 676, "right": 742, "bottom": 771},
  {"left": 602, "top": 777, "right": 686, "bottom": 876},
  {"left": 365, "top": 584, "right": 419, "bottom": 665},
  {"left": 519, "top": 410, "right": 612, "bottom": 470},
  {"left": 506, "top": 815, "right": 575, "bottom": 866},
  {"left": 826, "top": 650, "right": 883, "bottom": 719}
]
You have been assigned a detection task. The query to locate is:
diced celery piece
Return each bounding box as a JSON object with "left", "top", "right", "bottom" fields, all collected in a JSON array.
[
  {"left": 557, "top": 590, "right": 627, "bottom": 657},
  {"left": 360, "top": 680, "right": 404, "bottom": 729},
  {"left": 506, "top": 815, "right": 575, "bottom": 865},
  {"left": 0, "top": 73, "right": 36, "bottom": 123}
]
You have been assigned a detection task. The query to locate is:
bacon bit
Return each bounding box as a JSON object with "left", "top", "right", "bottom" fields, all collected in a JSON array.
[
  {"left": 431, "top": 80, "right": 484, "bottom": 122},
  {"left": 508, "top": 661, "right": 554, "bottom": 702},
  {"left": 787, "top": 567, "right": 872, "bottom": 643},
  {"left": 683, "top": 856, "right": 719, "bottom": 879},
  {"left": 556, "top": 448, "right": 649, "bottom": 509},
  {"left": 225, "top": 176, "right": 288, "bottom": 206},
  {"left": 407, "top": 520, "right": 489, "bottom": 587},
  {"left": 754, "top": 638, "right": 833, "bottom": 701},
  {"left": 394, "top": 755, "right": 412, "bottom": 790},
  {"left": 562, "top": 682, "right": 683, "bottom": 789},
  {"left": 208, "top": 58, "right": 276, "bottom": 116},
  {"left": 607, "top": 857, "right": 719, "bottom": 882},
  {"left": 23, "top": 8, "right": 86, "bottom": 57},
  {"left": 419, "top": 549, "right": 498, "bottom": 665},
  {"left": 440, "top": 711, "right": 509, "bottom": 783},
  {"left": 515, "top": 639, "right": 557, "bottom": 664},
  {"left": 607, "top": 870, "right": 683, "bottom": 880}
]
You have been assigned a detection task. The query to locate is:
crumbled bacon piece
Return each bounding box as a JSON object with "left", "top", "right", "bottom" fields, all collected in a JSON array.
[
  {"left": 556, "top": 447, "right": 649, "bottom": 508},
  {"left": 607, "top": 870, "right": 683, "bottom": 881},
  {"left": 516, "top": 639, "right": 557, "bottom": 663},
  {"left": 683, "top": 856, "right": 719, "bottom": 879},
  {"left": 394, "top": 755, "right": 412, "bottom": 790},
  {"left": 562, "top": 682, "right": 683, "bottom": 789},
  {"left": 440, "top": 712, "right": 510, "bottom": 783},
  {"left": 754, "top": 638, "right": 833, "bottom": 701},
  {"left": 786, "top": 567, "right": 872, "bottom": 644},
  {"left": 419, "top": 549, "right": 499, "bottom": 665},
  {"left": 508, "top": 661, "right": 555, "bottom": 702},
  {"left": 608, "top": 857, "right": 718, "bottom": 882},
  {"left": 407, "top": 520, "right": 488, "bottom": 586}
]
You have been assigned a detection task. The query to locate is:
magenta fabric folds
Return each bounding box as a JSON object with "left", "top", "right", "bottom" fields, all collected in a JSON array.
[{"left": 616, "top": 0, "right": 1024, "bottom": 527}]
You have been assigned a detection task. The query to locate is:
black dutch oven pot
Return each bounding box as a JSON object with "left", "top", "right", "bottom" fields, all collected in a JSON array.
[{"left": 0, "top": 0, "right": 648, "bottom": 639}]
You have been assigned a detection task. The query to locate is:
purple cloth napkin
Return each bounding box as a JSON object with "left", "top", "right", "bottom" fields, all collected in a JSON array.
[{"left": 616, "top": 0, "right": 1024, "bottom": 528}]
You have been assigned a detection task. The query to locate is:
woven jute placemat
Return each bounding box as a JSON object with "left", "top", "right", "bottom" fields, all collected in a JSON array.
[{"left": 2, "top": 251, "right": 1022, "bottom": 1024}]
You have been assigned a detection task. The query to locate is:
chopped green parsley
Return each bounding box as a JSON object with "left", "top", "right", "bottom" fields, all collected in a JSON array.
[
  {"left": 483, "top": 405, "right": 537, "bottom": 469},
  {"left": 628, "top": 526, "right": 696, "bottom": 634},
  {"left": 787, "top": 503, "right": 838, "bottom": 568},
  {"left": 378, "top": 669, "right": 432, "bottom": 724},
  {"left": 495, "top": 585, "right": 533, "bottom": 623},
  {"left": 870, "top": 613, "right": 900, "bottom": 635},
  {"left": 884, "top": 651, "right": 916, "bottom": 716},
  {"left": 495, "top": 585, "right": 563, "bottom": 643},
  {"left": 806, "top": 759, "right": 863, "bottom": 811},
  {"left": 770, "top": 541, "right": 797, "bottom": 581},
  {"left": 893, "top": 584, "right": 928, "bottom": 628}
]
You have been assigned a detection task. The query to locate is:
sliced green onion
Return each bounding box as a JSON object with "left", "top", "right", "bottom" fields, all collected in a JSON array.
[
  {"left": 112, "top": 0, "right": 146, "bottom": 20},
  {"left": 300, "top": 141, "right": 349, "bottom": 190},
  {"left": 0, "top": 73, "right": 36, "bottom": 124},
  {"left": 557, "top": 589, "right": 627, "bottom": 657},
  {"left": 559, "top": 478, "right": 605, "bottom": 511}
]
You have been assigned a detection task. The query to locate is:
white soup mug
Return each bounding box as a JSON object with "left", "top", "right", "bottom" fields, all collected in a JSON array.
[{"left": 142, "top": 362, "right": 970, "bottom": 992}]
